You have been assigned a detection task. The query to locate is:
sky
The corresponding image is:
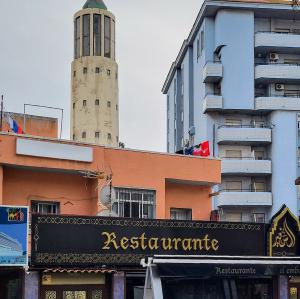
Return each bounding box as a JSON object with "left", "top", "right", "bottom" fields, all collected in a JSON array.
[{"left": 0, "top": 0, "right": 202, "bottom": 152}]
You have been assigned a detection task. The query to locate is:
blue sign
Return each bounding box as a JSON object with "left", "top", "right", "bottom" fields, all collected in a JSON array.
[{"left": 0, "top": 206, "right": 28, "bottom": 266}]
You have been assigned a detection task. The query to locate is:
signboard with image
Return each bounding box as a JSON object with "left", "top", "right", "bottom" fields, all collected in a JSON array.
[{"left": 0, "top": 206, "right": 29, "bottom": 266}]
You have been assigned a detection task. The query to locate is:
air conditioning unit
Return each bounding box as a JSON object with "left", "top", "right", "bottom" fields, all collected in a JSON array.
[
  {"left": 275, "top": 83, "right": 285, "bottom": 91},
  {"left": 270, "top": 53, "right": 279, "bottom": 61}
]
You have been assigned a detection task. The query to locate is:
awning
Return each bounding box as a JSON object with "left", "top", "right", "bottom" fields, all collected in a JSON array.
[
  {"left": 147, "top": 255, "right": 300, "bottom": 277},
  {"left": 43, "top": 268, "right": 116, "bottom": 274}
]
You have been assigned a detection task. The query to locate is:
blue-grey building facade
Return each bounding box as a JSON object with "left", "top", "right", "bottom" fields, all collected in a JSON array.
[{"left": 163, "top": 0, "right": 300, "bottom": 222}]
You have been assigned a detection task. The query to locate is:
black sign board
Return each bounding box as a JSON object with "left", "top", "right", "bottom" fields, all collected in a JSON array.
[
  {"left": 31, "top": 215, "right": 265, "bottom": 267},
  {"left": 268, "top": 205, "right": 300, "bottom": 257}
]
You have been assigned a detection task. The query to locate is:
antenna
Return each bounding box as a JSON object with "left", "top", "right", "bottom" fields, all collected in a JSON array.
[{"left": 0, "top": 95, "right": 3, "bottom": 132}]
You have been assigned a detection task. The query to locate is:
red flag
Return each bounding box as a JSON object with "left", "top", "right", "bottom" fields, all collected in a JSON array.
[{"left": 193, "top": 141, "right": 210, "bottom": 157}]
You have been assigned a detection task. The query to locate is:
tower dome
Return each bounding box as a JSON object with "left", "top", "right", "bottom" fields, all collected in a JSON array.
[{"left": 83, "top": 0, "right": 107, "bottom": 10}]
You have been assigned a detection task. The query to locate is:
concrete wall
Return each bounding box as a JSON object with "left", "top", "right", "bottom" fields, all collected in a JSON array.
[
  {"left": 215, "top": 10, "right": 255, "bottom": 109},
  {"left": 165, "top": 182, "right": 211, "bottom": 220},
  {"left": 3, "top": 112, "right": 58, "bottom": 139},
  {"left": 270, "top": 111, "right": 299, "bottom": 216}
]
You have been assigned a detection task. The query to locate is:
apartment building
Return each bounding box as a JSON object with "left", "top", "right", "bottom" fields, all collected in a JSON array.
[{"left": 163, "top": 0, "right": 300, "bottom": 222}]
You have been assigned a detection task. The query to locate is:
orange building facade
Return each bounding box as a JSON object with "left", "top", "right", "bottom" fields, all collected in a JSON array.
[{"left": 0, "top": 133, "right": 220, "bottom": 299}]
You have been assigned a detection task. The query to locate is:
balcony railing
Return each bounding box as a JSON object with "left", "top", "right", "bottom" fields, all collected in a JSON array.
[
  {"left": 256, "top": 30, "right": 300, "bottom": 35},
  {"left": 220, "top": 188, "right": 270, "bottom": 193},
  {"left": 221, "top": 156, "right": 270, "bottom": 160},
  {"left": 256, "top": 93, "right": 300, "bottom": 98},
  {"left": 218, "top": 124, "right": 270, "bottom": 129}
]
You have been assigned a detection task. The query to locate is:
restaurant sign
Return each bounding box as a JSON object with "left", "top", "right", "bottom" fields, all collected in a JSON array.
[{"left": 31, "top": 215, "right": 265, "bottom": 266}]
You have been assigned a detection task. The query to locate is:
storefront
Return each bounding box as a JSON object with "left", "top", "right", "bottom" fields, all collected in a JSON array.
[{"left": 30, "top": 205, "right": 300, "bottom": 299}]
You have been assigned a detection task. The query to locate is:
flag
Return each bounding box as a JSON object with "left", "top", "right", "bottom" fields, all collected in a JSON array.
[
  {"left": 193, "top": 141, "right": 210, "bottom": 157},
  {"left": 7, "top": 115, "right": 23, "bottom": 134},
  {"left": 8, "top": 114, "right": 14, "bottom": 130}
]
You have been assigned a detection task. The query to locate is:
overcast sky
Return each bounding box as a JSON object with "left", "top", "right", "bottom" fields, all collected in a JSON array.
[{"left": 0, "top": 0, "right": 202, "bottom": 152}]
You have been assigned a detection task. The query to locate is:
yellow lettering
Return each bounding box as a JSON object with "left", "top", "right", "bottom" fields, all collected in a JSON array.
[
  {"left": 172, "top": 238, "right": 182, "bottom": 250},
  {"left": 212, "top": 239, "right": 219, "bottom": 251},
  {"left": 182, "top": 239, "right": 192, "bottom": 251},
  {"left": 130, "top": 237, "right": 139, "bottom": 250},
  {"left": 120, "top": 237, "right": 129, "bottom": 250},
  {"left": 192, "top": 239, "right": 203, "bottom": 250},
  {"left": 102, "top": 232, "right": 120, "bottom": 250},
  {"left": 162, "top": 238, "right": 173, "bottom": 250},
  {"left": 203, "top": 234, "right": 211, "bottom": 251},
  {"left": 139, "top": 233, "right": 148, "bottom": 250},
  {"left": 149, "top": 238, "right": 159, "bottom": 250}
]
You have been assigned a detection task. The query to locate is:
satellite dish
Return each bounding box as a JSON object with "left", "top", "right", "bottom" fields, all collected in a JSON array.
[{"left": 98, "top": 186, "right": 118, "bottom": 217}]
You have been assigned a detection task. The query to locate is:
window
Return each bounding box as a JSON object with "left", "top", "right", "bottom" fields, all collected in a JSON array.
[
  {"left": 197, "top": 38, "right": 200, "bottom": 60},
  {"left": 112, "top": 188, "right": 156, "bottom": 218},
  {"left": 95, "top": 67, "right": 100, "bottom": 74},
  {"left": 95, "top": 131, "right": 100, "bottom": 138},
  {"left": 107, "top": 69, "right": 111, "bottom": 76},
  {"left": 253, "top": 213, "right": 265, "bottom": 223},
  {"left": 95, "top": 99, "right": 100, "bottom": 106},
  {"left": 107, "top": 133, "right": 111, "bottom": 139},
  {"left": 225, "top": 150, "right": 242, "bottom": 159},
  {"left": 112, "top": 19, "right": 116, "bottom": 60},
  {"left": 83, "top": 100, "right": 87, "bottom": 107},
  {"left": 93, "top": 14, "right": 101, "bottom": 56},
  {"left": 107, "top": 101, "right": 111, "bottom": 108},
  {"left": 82, "top": 132, "right": 86, "bottom": 139},
  {"left": 73, "top": 134, "right": 75, "bottom": 140},
  {"left": 104, "top": 16, "right": 111, "bottom": 58},
  {"left": 116, "top": 104, "right": 118, "bottom": 110},
  {"left": 31, "top": 201, "right": 60, "bottom": 215},
  {"left": 225, "top": 181, "right": 242, "bottom": 192},
  {"left": 82, "top": 14, "right": 90, "bottom": 56},
  {"left": 225, "top": 119, "right": 242, "bottom": 127},
  {"left": 73, "top": 71, "right": 76, "bottom": 77},
  {"left": 74, "top": 17, "right": 80, "bottom": 59},
  {"left": 170, "top": 208, "right": 192, "bottom": 220},
  {"left": 73, "top": 103, "right": 75, "bottom": 109},
  {"left": 253, "top": 181, "right": 266, "bottom": 192},
  {"left": 254, "top": 150, "right": 265, "bottom": 160},
  {"left": 200, "top": 30, "right": 204, "bottom": 53},
  {"left": 224, "top": 212, "right": 242, "bottom": 222},
  {"left": 83, "top": 67, "right": 88, "bottom": 74}
]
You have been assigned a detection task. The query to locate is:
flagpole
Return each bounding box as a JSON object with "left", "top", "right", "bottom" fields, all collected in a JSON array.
[{"left": 0, "top": 95, "right": 3, "bottom": 132}]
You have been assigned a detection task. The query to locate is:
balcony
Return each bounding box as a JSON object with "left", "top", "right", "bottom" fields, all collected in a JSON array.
[
  {"left": 221, "top": 157, "right": 272, "bottom": 175},
  {"left": 255, "top": 63, "right": 300, "bottom": 83},
  {"left": 217, "top": 125, "right": 272, "bottom": 145},
  {"left": 203, "top": 94, "right": 223, "bottom": 113},
  {"left": 203, "top": 62, "right": 223, "bottom": 83},
  {"left": 255, "top": 31, "right": 300, "bottom": 53},
  {"left": 216, "top": 190, "right": 272, "bottom": 207},
  {"left": 255, "top": 95, "right": 300, "bottom": 111}
]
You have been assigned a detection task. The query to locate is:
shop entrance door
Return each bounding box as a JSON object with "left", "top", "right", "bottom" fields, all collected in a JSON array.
[{"left": 42, "top": 285, "right": 107, "bottom": 299}]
